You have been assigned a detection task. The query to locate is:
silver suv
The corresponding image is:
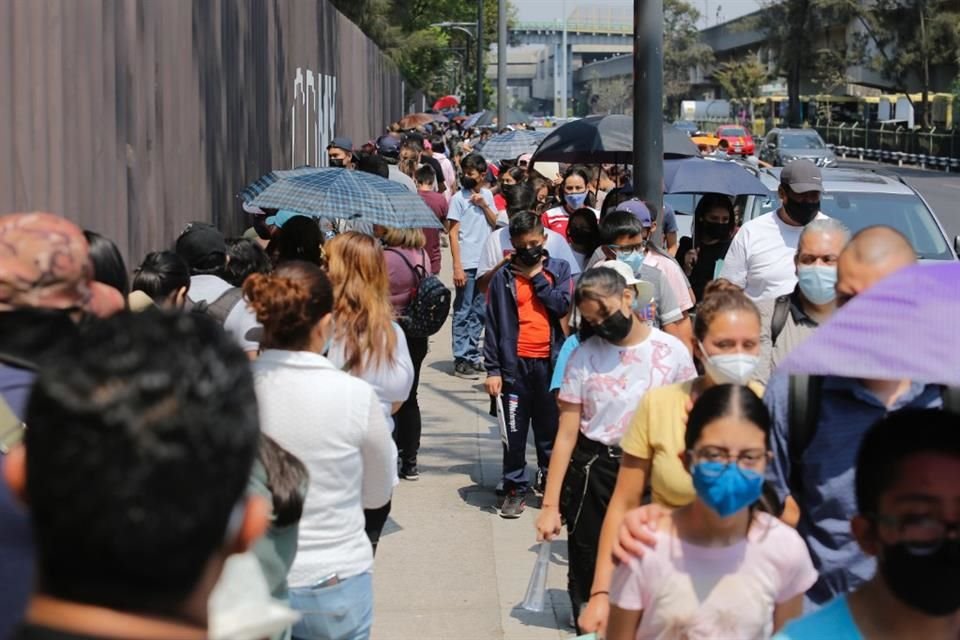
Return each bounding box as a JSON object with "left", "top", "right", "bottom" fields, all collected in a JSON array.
[
  {"left": 758, "top": 128, "right": 837, "bottom": 168},
  {"left": 740, "top": 167, "right": 958, "bottom": 261}
]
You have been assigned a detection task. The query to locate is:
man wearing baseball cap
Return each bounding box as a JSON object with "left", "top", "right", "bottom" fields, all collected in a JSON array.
[
  {"left": 719, "top": 159, "right": 828, "bottom": 301},
  {"left": 326, "top": 136, "right": 354, "bottom": 168}
]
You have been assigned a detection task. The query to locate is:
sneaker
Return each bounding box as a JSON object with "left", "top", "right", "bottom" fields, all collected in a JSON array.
[
  {"left": 400, "top": 464, "right": 420, "bottom": 481},
  {"left": 454, "top": 360, "right": 479, "bottom": 379},
  {"left": 500, "top": 490, "right": 526, "bottom": 519},
  {"left": 471, "top": 361, "right": 486, "bottom": 374}
]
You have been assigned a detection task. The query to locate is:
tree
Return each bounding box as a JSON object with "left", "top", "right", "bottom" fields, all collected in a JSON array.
[
  {"left": 713, "top": 55, "right": 769, "bottom": 120},
  {"left": 664, "top": 0, "right": 714, "bottom": 115}
]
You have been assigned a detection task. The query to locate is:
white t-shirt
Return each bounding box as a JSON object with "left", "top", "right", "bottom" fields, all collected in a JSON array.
[
  {"left": 558, "top": 329, "right": 696, "bottom": 445},
  {"left": 476, "top": 227, "right": 583, "bottom": 278},
  {"left": 611, "top": 513, "right": 818, "bottom": 639},
  {"left": 187, "top": 275, "right": 260, "bottom": 353},
  {"left": 719, "top": 210, "right": 828, "bottom": 302}
]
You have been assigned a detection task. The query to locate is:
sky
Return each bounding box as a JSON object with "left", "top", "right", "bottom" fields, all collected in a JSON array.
[{"left": 513, "top": 0, "right": 764, "bottom": 30}]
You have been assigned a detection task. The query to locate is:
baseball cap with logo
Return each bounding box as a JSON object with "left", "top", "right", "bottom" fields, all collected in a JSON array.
[
  {"left": 614, "top": 199, "right": 654, "bottom": 228},
  {"left": 780, "top": 159, "right": 824, "bottom": 193}
]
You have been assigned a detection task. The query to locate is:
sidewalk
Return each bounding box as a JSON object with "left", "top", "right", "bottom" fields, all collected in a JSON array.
[{"left": 371, "top": 264, "right": 575, "bottom": 640}]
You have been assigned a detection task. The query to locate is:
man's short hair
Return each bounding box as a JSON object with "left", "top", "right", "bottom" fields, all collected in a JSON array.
[
  {"left": 797, "top": 218, "right": 851, "bottom": 256},
  {"left": 355, "top": 151, "right": 390, "bottom": 179},
  {"left": 855, "top": 408, "right": 960, "bottom": 515},
  {"left": 415, "top": 165, "right": 437, "bottom": 186},
  {"left": 600, "top": 210, "right": 646, "bottom": 245},
  {"left": 503, "top": 182, "right": 537, "bottom": 218},
  {"left": 508, "top": 211, "right": 544, "bottom": 238},
  {"left": 24, "top": 311, "right": 260, "bottom": 613},
  {"left": 461, "top": 153, "right": 487, "bottom": 176}
]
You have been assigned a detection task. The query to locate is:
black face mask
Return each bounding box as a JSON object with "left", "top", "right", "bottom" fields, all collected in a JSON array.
[
  {"left": 591, "top": 310, "right": 633, "bottom": 343},
  {"left": 784, "top": 198, "right": 820, "bottom": 225},
  {"left": 700, "top": 220, "right": 729, "bottom": 241},
  {"left": 514, "top": 245, "right": 545, "bottom": 267},
  {"left": 461, "top": 176, "right": 478, "bottom": 190},
  {"left": 329, "top": 158, "right": 345, "bottom": 168},
  {"left": 881, "top": 539, "right": 960, "bottom": 616}
]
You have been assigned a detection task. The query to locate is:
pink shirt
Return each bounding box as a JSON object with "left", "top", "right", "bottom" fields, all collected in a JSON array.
[
  {"left": 385, "top": 247, "right": 428, "bottom": 311},
  {"left": 611, "top": 512, "right": 817, "bottom": 639},
  {"left": 644, "top": 251, "right": 695, "bottom": 311}
]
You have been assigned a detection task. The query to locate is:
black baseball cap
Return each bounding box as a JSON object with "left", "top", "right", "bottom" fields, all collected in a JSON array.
[{"left": 175, "top": 222, "right": 226, "bottom": 270}]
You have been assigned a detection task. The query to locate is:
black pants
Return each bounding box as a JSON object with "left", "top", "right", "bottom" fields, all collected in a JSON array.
[
  {"left": 502, "top": 357, "right": 558, "bottom": 492},
  {"left": 364, "top": 501, "right": 392, "bottom": 556},
  {"left": 559, "top": 433, "right": 621, "bottom": 624},
  {"left": 393, "top": 332, "right": 429, "bottom": 467}
]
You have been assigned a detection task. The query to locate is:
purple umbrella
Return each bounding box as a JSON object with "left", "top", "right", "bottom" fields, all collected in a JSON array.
[{"left": 779, "top": 262, "right": 960, "bottom": 385}]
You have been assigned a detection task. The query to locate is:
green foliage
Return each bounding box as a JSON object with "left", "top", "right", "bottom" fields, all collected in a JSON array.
[
  {"left": 664, "top": 0, "right": 715, "bottom": 105},
  {"left": 713, "top": 55, "right": 768, "bottom": 102}
]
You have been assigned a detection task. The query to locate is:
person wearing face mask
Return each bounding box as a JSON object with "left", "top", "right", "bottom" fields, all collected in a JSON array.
[
  {"left": 776, "top": 409, "right": 960, "bottom": 640},
  {"left": 677, "top": 193, "right": 737, "bottom": 302},
  {"left": 483, "top": 212, "right": 573, "bottom": 518},
  {"left": 326, "top": 136, "right": 354, "bottom": 169},
  {"left": 755, "top": 219, "right": 850, "bottom": 384},
  {"left": 606, "top": 385, "right": 818, "bottom": 640},
  {"left": 541, "top": 166, "right": 598, "bottom": 237},
  {"left": 719, "top": 159, "right": 829, "bottom": 302},
  {"left": 535, "top": 267, "right": 695, "bottom": 629},
  {"left": 567, "top": 207, "right": 601, "bottom": 271},
  {"left": 578, "top": 280, "right": 764, "bottom": 636}
]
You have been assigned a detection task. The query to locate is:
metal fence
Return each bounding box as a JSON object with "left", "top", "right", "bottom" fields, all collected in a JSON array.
[
  {"left": 0, "top": 0, "right": 405, "bottom": 262},
  {"left": 812, "top": 121, "right": 960, "bottom": 170}
]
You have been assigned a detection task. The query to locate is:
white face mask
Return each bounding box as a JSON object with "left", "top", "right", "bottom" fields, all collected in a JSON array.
[{"left": 699, "top": 342, "right": 759, "bottom": 385}]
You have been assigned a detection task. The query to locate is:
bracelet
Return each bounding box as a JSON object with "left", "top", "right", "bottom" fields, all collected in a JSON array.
[{"left": 590, "top": 590, "right": 609, "bottom": 598}]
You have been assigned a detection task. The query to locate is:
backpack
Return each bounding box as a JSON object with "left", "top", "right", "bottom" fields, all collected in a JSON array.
[
  {"left": 770, "top": 294, "right": 791, "bottom": 346},
  {"left": 187, "top": 287, "right": 245, "bottom": 326},
  {"left": 785, "top": 375, "right": 960, "bottom": 507},
  {"left": 386, "top": 248, "right": 451, "bottom": 337}
]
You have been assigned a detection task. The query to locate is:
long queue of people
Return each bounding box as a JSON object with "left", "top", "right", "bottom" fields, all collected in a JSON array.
[{"left": 0, "top": 109, "right": 957, "bottom": 640}]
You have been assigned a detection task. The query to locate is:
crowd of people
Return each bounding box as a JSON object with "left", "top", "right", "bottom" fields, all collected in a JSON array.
[{"left": 0, "top": 109, "right": 956, "bottom": 640}]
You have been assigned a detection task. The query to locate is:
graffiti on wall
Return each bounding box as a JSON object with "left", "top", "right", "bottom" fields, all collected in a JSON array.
[{"left": 292, "top": 67, "right": 338, "bottom": 168}]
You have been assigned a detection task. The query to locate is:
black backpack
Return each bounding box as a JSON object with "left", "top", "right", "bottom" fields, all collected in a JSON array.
[
  {"left": 386, "top": 248, "right": 451, "bottom": 337},
  {"left": 785, "top": 375, "right": 960, "bottom": 507},
  {"left": 770, "top": 294, "right": 791, "bottom": 346},
  {"left": 187, "top": 287, "right": 245, "bottom": 326}
]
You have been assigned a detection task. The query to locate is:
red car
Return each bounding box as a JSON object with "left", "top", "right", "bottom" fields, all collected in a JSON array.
[{"left": 715, "top": 125, "right": 755, "bottom": 156}]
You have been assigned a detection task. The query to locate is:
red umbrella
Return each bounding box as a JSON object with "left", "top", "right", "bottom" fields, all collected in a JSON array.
[{"left": 433, "top": 95, "right": 460, "bottom": 111}]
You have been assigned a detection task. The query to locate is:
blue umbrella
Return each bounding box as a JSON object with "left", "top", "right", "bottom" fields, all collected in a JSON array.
[
  {"left": 476, "top": 130, "right": 546, "bottom": 162},
  {"left": 240, "top": 168, "right": 443, "bottom": 229},
  {"left": 664, "top": 157, "right": 769, "bottom": 196}
]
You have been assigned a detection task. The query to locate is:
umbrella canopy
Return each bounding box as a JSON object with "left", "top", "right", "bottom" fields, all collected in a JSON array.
[
  {"left": 433, "top": 95, "right": 460, "bottom": 111},
  {"left": 463, "top": 109, "right": 533, "bottom": 129},
  {"left": 530, "top": 115, "right": 700, "bottom": 164},
  {"left": 397, "top": 113, "right": 436, "bottom": 130},
  {"left": 779, "top": 262, "right": 960, "bottom": 385},
  {"left": 476, "top": 130, "right": 547, "bottom": 162},
  {"left": 664, "top": 157, "right": 769, "bottom": 196},
  {"left": 240, "top": 168, "right": 443, "bottom": 229}
]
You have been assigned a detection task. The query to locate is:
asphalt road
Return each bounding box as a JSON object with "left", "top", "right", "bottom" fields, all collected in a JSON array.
[{"left": 837, "top": 159, "right": 960, "bottom": 245}]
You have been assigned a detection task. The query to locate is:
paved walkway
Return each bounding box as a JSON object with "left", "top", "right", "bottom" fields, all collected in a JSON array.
[{"left": 371, "top": 265, "right": 576, "bottom": 640}]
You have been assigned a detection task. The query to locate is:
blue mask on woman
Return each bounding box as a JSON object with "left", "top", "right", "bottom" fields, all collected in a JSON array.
[
  {"left": 565, "top": 192, "right": 588, "bottom": 210},
  {"left": 691, "top": 461, "right": 764, "bottom": 518}
]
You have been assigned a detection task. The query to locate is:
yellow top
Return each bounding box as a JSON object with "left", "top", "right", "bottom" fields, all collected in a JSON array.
[{"left": 619, "top": 378, "right": 765, "bottom": 508}]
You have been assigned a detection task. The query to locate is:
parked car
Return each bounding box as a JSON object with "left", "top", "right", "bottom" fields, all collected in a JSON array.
[
  {"left": 715, "top": 125, "right": 755, "bottom": 156},
  {"left": 758, "top": 128, "right": 837, "bottom": 167},
  {"left": 672, "top": 120, "right": 699, "bottom": 137},
  {"left": 739, "top": 168, "right": 958, "bottom": 261}
]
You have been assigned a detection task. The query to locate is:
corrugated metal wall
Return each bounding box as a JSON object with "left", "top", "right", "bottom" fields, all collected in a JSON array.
[{"left": 0, "top": 0, "right": 404, "bottom": 262}]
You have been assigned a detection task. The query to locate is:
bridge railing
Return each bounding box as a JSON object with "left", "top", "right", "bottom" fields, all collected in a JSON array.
[{"left": 513, "top": 21, "right": 633, "bottom": 34}]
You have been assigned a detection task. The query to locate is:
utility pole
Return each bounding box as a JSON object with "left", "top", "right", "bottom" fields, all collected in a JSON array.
[
  {"left": 561, "top": 0, "right": 568, "bottom": 118},
  {"left": 633, "top": 0, "right": 664, "bottom": 227},
  {"left": 477, "top": 0, "right": 484, "bottom": 112},
  {"left": 497, "top": 0, "right": 507, "bottom": 128}
]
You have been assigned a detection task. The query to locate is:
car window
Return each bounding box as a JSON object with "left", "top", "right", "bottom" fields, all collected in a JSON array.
[
  {"left": 780, "top": 133, "right": 825, "bottom": 149},
  {"left": 721, "top": 127, "right": 748, "bottom": 137},
  {"left": 819, "top": 192, "right": 951, "bottom": 260}
]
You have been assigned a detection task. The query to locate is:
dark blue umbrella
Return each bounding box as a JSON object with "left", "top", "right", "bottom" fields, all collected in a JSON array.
[
  {"left": 240, "top": 168, "right": 443, "bottom": 229},
  {"left": 664, "top": 157, "right": 769, "bottom": 196}
]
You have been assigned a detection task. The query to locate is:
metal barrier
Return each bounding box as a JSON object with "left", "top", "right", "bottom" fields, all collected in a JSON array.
[{"left": 815, "top": 120, "right": 960, "bottom": 172}]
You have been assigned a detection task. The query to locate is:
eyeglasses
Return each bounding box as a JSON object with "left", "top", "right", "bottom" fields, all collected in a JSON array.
[
  {"left": 608, "top": 241, "right": 647, "bottom": 254},
  {"left": 688, "top": 446, "right": 770, "bottom": 472},
  {"left": 871, "top": 513, "right": 960, "bottom": 555}
]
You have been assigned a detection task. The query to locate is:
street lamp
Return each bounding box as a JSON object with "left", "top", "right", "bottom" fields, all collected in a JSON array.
[{"left": 432, "top": 14, "right": 484, "bottom": 112}]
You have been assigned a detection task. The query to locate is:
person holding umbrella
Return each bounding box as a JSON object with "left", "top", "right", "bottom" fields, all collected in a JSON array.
[{"left": 678, "top": 194, "right": 738, "bottom": 302}]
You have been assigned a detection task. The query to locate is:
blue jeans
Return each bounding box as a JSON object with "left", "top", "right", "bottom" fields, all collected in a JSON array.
[
  {"left": 452, "top": 268, "right": 485, "bottom": 363},
  {"left": 290, "top": 572, "right": 373, "bottom": 640}
]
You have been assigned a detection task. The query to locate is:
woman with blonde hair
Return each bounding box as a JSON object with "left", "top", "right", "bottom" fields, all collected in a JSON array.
[
  {"left": 324, "top": 231, "right": 414, "bottom": 552},
  {"left": 377, "top": 225, "right": 430, "bottom": 481}
]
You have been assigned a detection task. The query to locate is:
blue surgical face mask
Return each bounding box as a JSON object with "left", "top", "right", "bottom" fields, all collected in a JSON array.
[
  {"left": 797, "top": 265, "right": 837, "bottom": 305},
  {"left": 616, "top": 249, "right": 644, "bottom": 274},
  {"left": 565, "top": 192, "right": 588, "bottom": 210},
  {"left": 691, "top": 461, "right": 765, "bottom": 518}
]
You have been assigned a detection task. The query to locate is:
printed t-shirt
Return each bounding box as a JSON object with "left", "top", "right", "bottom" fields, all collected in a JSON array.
[
  {"left": 773, "top": 596, "right": 864, "bottom": 640},
  {"left": 611, "top": 512, "right": 818, "bottom": 640},
  {"left": 558, "top": 329, "right": 695, "bottom": 445},
  {"left": 542, "top": 205, "right": 599, "bottom": 237},
  {"left": 516, "top": 273, "right": 552, "bottom": 358},
  {"left": 620, "top": 379, "right": 765, "bottom": 507},
  {"left": 447, "top": 188, "right": 497, "bottom": 270}
]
